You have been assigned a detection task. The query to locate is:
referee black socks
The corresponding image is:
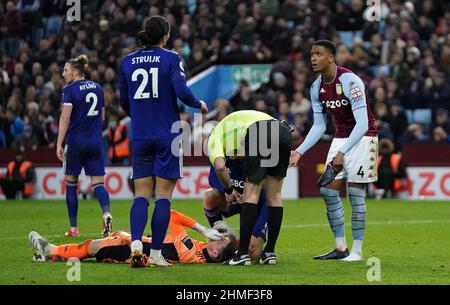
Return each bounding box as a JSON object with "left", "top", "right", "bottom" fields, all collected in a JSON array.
[
  {"left": 264, "top": 206, "right": 283, "bottom": 253},
  {"left": 238, "top": 203, "right": 258, "bottom": 256}
]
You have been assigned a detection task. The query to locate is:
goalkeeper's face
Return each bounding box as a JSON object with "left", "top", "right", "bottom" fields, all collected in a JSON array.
[
  {"left": 206, "top": 239, "right": 229, "bottom": 262},
  {"left": 206, "top": 237, "right": 238, "bottom": 263},
  {"left": 310, "top": 45, "right": 334, "bottom": 73}
]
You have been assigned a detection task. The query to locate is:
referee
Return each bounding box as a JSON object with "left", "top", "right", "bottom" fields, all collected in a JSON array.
[{"left": 207, "top": 110, "right": 293, "bottom": 265}]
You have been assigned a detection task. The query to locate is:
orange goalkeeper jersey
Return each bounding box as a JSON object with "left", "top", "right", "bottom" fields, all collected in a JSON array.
[{"left": 93, "top": 210, "right": 212, "bottom": 264}]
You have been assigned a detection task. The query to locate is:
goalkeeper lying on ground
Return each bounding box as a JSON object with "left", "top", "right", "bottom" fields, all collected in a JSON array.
[{"left": 29, "top": 210, "right": 238, "bottom": 265}]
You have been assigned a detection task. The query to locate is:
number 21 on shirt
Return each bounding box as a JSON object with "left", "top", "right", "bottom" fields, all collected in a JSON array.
[{"left": 132, "top": 68, "right": 159, "bottom": 99}]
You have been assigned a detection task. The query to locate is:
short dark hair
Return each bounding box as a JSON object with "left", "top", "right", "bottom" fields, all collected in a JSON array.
[
  {"left": 137, "top": 15, "right": 170, "bottom": 48},
  {"left": 313, "top": 39, "right": 336, "bottom": 55},
  {"left": 218, "top": 236, "right": 238, "bottom": 262}
]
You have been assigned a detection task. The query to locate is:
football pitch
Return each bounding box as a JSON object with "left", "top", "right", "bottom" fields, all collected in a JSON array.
[{"left": 1, "top": 198, "right": 449, "bottom": 285}]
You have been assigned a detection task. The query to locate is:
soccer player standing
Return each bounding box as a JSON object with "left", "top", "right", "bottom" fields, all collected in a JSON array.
[
  {"left": 57, "top": 55, "right": 112, "bottom": 238},
  {"left": 119, "top": 16, "right": 208, "bottom": 267},
  {"left": 289, "top": 40, "right": 378, "bottom": 261}
]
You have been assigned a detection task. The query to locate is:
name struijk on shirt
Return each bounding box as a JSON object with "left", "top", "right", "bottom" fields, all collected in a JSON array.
[{"left": 132, "top": 56, "right": 161, "bottom": 64}]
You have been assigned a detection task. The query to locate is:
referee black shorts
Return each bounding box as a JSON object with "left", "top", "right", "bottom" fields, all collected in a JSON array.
[{"left": 244, "top": 120, "right": 293, "bottom": 183}]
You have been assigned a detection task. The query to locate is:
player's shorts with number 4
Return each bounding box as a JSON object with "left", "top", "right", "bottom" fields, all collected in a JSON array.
[{"left": 325, "top": 136, "right": 378, "bottom": 183}]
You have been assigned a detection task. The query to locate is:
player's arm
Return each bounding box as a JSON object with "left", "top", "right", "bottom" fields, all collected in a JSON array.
[
  {"left": 290, "top": 84, "right": 326, "bottom": 167},
  {"left": 208, "top": 135, "right": 231, "bottom": 190},
  {"left": 170, "top": 210, "right": 223, "bottom": 240},
  {"left": 56, "top": 88, "right": 73, "bottom": 162},
  {"left": 171, "top": 55, "right": 208, "bottom": 113},
  {"left": 214, "top": 157, "right": 241, "bottom": 203},
  {"left": 208, "top": 133, "right": 240, "bottom": 202},
  {"left": 119, "top": 62, "right": 130, "bottom": 116},
  {"left": 338, "top": 74, "right": 369, "bottom": 154}
]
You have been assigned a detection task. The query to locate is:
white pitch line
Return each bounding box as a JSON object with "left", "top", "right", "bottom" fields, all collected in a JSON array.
[{"left": 5, "top": 220, "right": 450, "bottom": 241}]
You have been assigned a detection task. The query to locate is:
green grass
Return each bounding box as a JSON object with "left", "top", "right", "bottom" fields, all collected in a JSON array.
[{"left": 0, "top": 198, "right": 449, "bottom": 285}]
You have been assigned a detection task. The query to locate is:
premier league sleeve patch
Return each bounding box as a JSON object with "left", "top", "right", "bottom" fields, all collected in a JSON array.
[{"left": 350, "top": 87, "right": 362, "bottom": 99}]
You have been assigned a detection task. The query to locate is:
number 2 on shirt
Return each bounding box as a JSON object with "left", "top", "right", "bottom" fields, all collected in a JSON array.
[{"left": 86, "top": 92, "right": 99, "bottom": 116}]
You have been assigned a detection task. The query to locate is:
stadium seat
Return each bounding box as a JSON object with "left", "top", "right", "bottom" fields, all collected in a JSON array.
[
  {"left": 406, "top": 109, "right": 432, "bottom": 126},
  {"left": 338, "top": 31, "right": 363, "bottom": 48}
]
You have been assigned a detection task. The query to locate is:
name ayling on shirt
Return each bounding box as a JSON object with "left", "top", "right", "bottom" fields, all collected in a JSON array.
[{"left": 79, "top": 82, "right": 97, "bottom": 90}]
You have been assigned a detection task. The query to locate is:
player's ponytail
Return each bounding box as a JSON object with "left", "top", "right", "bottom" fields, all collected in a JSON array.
[
  {"left": 138, "top": 15, "right": 170, "bottom": 48},
  {"left": 68, "top": 54, "right": 89, "bottom": 76}
]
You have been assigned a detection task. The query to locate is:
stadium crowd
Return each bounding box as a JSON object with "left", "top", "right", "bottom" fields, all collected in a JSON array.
[{"left": 0, "top": 0, "right": 449, "bottom": 160}]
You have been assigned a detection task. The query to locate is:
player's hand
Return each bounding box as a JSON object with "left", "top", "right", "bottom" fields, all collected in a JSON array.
[
  {"left": 332, "top": 151, "right": 345, "bottom": 172},
  {"left": 212, "top": 220, "right": 232, "bottom": 234},
  {"left": 204, "top": 228, "right": 224, "bottom": 241},
  {"left": 289, "top": 151, "right": 302, "bottom": 167},
  {"left": 225, "top": 188, "right": 241, "bottom": 204},
  {"left": 56, "top": 145, "right": 65, "bottom": 162},
  {"left": 199, "top": 100, "right": 208, "bottom": 114},
  {"left": 213, "top": 220, "right": 237, "bottom": 239}
]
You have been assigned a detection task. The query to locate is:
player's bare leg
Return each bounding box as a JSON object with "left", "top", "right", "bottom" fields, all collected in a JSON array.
[
  {"left": 130, "top": 177, "right": 153, "bottom": 267},
  {"left": 64, "top": 174, "right": 80, "bottom": 237},
  {"left": 314, "top": 179, "right": 350, "bottom": 260},
  {"left": 91, "top": 175, "right": 112, "bottom": 237},
  {"left": 260, "top": 176, "right": 284, "bottom": 265},
  {"left": 203, "top": 188, "right": 227, "bottom": 226},
  {"left": 146, "top": 177, "right": 177, "bottom": 267},
  {"left": 341, "top": 182, "right": 366, "bottom": 262}
]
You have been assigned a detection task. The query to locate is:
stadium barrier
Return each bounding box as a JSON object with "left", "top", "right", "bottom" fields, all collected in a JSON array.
[{"left": 0, "top": 166, "right": 298, "bottom": 200}]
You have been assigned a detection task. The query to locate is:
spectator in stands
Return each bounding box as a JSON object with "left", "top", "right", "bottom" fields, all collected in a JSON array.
[
  {"left": 290, "top": 92, "right": 311, "bottom": 115},
  {"left": 431, "top": 108, "right": 450, "bottom": 134},
  {"left": 207, "top": 98, "right": 232, "bottom": 123},
  {"left": 0, "top": 105, "right": 7, "bottom": 147},
  {"left": 374, "top": 138, "right": 408, "bottom": 199},
  {"left": 432, "top": 127, "right": 450, "bottom": 144},
  {"left": 376, "top": 118, "right": 394, "bottom": 141},
  {"left": 399, "top": 123, "right": 430, "bottom": 146},
  {"left": 12, "top": 124, "right": 39, "bottom": 152},
  {"left": 0, "top": 151, "right": 36, "bottom": 199},
  {"left": 276, "top": 102, "right": 295, "bottom": 124},
  {"left": 0, "top": 0, "right": 449, "bottom": 153},
  {"left": 385, "top": 100, "right": 408, "bottom": 150},
  {"left": 254, "top": 99, "right": 270, "bottom": 116},
  {"left": 230, "top": 80, "right": 255, "bottom": 111},
  {"left": 107, "top": 112, "right": 129, "bottom": 165},
  {"left": 2, "top": 108, "right": 24, "bottom": 146},
  {"left": 1, "top": 1, "right": 23, "bottom": 57},
  {"left": 39, "top": 100, "right": 57, "bottom": 147},
  {"left": 24, "top": 101, "right": 47, "bottom": 146},
  {"left": 17, "top": 0, "right": 42, "bottom": 48},
  {"left": 424, "top": 72, "right": 450, "bottom": 111}
]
